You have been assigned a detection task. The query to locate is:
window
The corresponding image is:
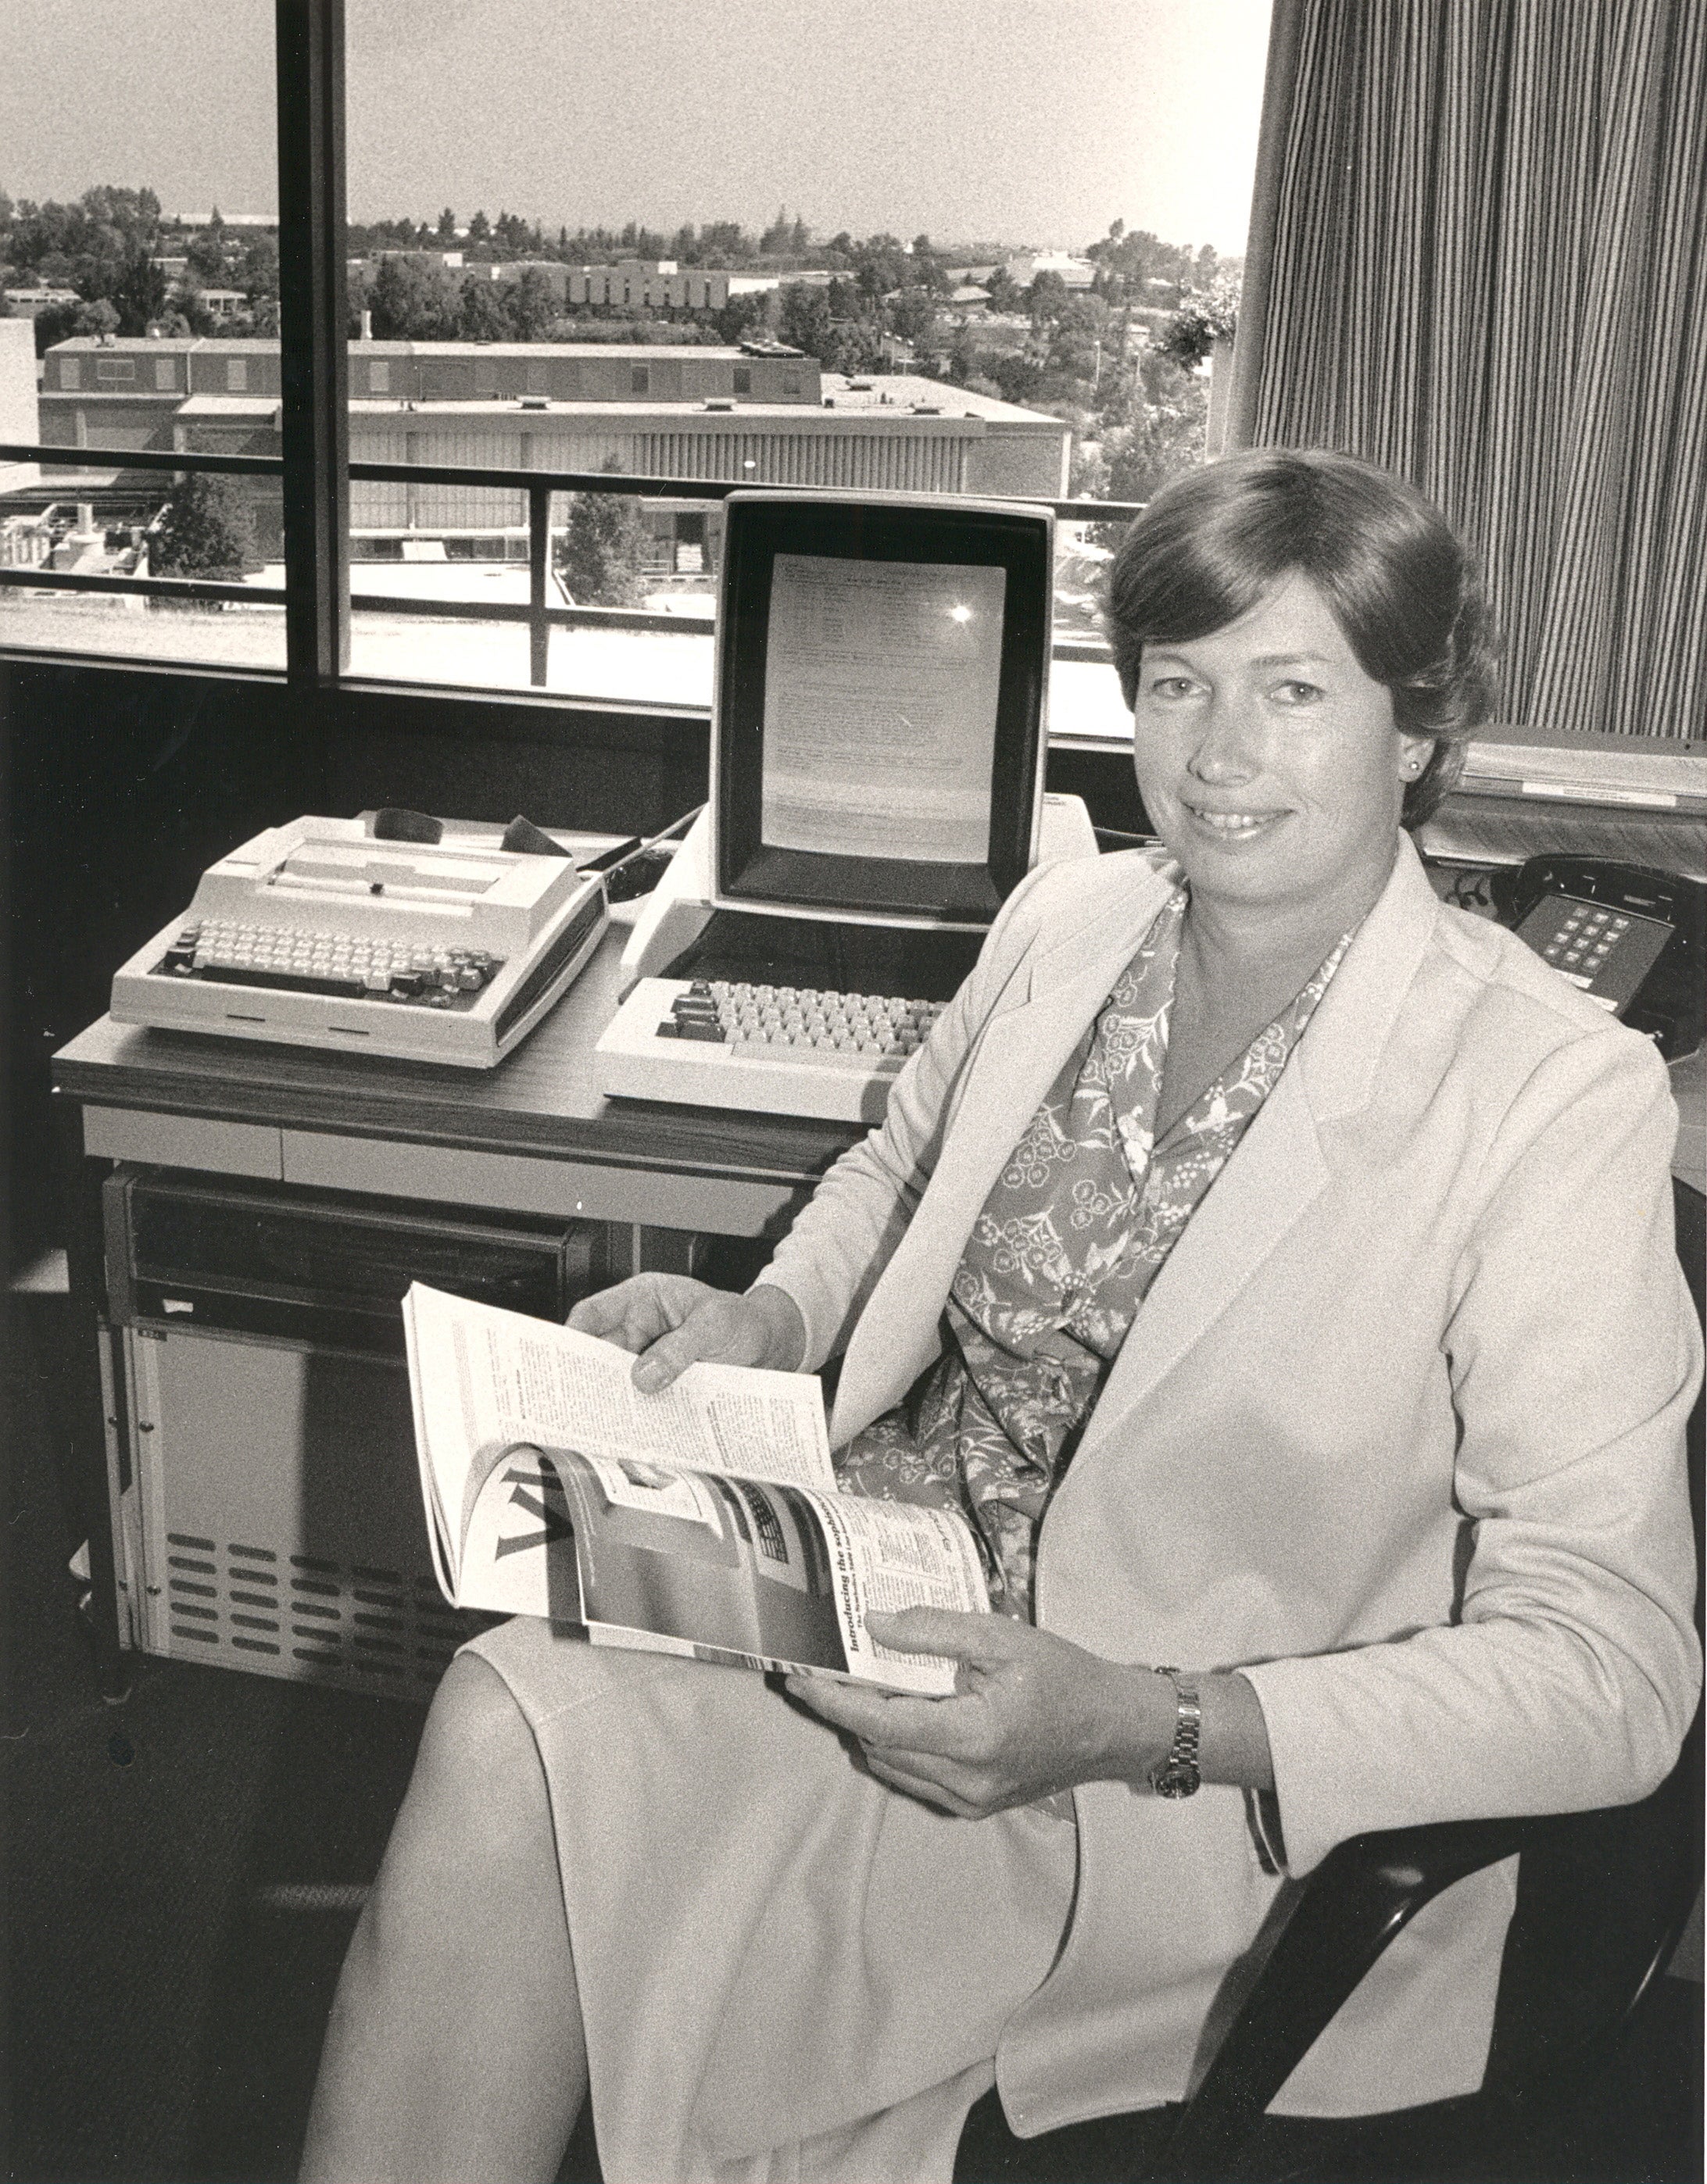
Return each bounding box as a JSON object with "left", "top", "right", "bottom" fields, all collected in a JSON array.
[
  {"left": 0, "top": 5, "right": 1272, "bottom": 711},
  {"left": 0, "top": 0, "right": 286, "bottom": 671},
  {"left": 474, "top": 360, "right": 497, "bottom": 395},
  {"left": 227, "top": 359, "right": 249, "bottom": 392}
]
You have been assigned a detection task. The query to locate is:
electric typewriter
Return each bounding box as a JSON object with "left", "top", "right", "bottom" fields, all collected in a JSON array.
[{"left": 110, "top": 814, "right": 609, "bottom": 1067}]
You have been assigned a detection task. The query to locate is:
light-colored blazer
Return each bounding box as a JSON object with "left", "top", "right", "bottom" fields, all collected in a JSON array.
[{"left": 760, "top": 835, "right": 1702, "bottom": 2125}]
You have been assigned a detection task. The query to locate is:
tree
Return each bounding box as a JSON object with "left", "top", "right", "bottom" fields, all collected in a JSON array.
[
  {"left": 175, "top": 289, "right": 221, "bottom": 337},
  {"left": 887, "top": 284, "right": 940, "bottom": 352},
  {"left": 1157, "top": 274, "right": 1240, "bottom": 368},
  {"left": 850, "top": 234, "right": 909, "bottom": 304},
  {"left": 30, "top": 294, "right": 119, "bottom": 356},
  {"left": 236, "top": 231, "right": 279, "bottom": 305},
  {"left": 369, "top": 253, "right": 461, "bottom": 339},
  {"left": 776, "top": 281, "right": 833, "bottom": 359},
  {"left": 111, "top": 247, "right": 169, "bottom": 334},
  {"left": 1027, "top": 270, "right": 1070, "bottom": 327},
  {"left": 557, "top": 457, "right": 651, "bottom": 607},
  {"left": 459, "top": 274, "right": 514, "bottom": 342},
  {"left": 437, "top": 206, "right": 458, "bottom": 241},
  {"left": 698, "top": 220, "right": 749, "bottom": 265},
  {"left": 714, "top": 290, "right": 771, "bottom": 345},
  {"left": 909, "top": 234, "right": 951, "bottom": 298},
  {"left": 945, "top": 319, "right": 982, "bottom": 385},
  {"left": 986, "top": 352, "right": 1043, "bottom": 406},
  {"left": 1097, "top": 351, "right": 1208, "bottom": 509},
  {"left": 981, "top": 265, "right": 1022, "bottom": 315},
  {"left": 510, "top": 265, "right": 559, "bottom": 340},
  {"left": 186, "top": 225, "right": 229, "bottom": 285},
  {"left": 467, "top": 209, "right": 492, "bottom": 246},
  {"left": 149, "top": 474, "right": 260, "bottom": 579}
]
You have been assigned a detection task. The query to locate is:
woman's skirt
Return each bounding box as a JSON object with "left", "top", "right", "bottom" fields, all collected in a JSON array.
[{"left": 463, "top": 1615, "right": 1079, "bottom": 2184}]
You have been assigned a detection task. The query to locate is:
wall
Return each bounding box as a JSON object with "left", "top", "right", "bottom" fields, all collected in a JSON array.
[{"left": 3, "top": 659, "right": 317, "bottom": 1261}]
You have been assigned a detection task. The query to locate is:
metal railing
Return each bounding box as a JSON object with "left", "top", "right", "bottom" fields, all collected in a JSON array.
[{"left": 0, "top": 440, "right": 1135, "bottom": 691}]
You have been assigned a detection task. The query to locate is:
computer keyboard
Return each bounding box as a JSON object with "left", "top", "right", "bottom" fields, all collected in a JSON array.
[{"left": 595, "top": 977, "right": 947, "bottom": 1123}]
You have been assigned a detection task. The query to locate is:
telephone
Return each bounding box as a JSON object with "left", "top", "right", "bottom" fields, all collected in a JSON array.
[{"left": 1492, "top": 857, "right": 1705, "bottom": 1060}]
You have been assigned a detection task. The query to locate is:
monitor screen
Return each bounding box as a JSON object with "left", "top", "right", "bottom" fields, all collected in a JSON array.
[{"left": 714, "top": 491, "right": 1053, "bottom": 928}]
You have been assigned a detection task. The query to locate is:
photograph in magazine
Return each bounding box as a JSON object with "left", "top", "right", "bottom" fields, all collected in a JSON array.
[{"left": 542, "top": 1447, "right": 852, "bottom": 1674}]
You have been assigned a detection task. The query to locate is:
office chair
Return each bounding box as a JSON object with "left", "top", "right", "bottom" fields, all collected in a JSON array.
[{"left": 957, "top": 1176, "right": 1705, "bottom": 2184}]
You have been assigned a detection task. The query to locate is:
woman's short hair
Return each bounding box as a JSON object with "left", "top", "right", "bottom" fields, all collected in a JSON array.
[{"left": 1104, "top": 448, "right": 1499, "bottom": 825}]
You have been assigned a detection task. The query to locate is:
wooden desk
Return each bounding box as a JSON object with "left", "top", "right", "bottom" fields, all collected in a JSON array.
[{"left": 52, "top": 932, "right": 864, "bottom": 1695}]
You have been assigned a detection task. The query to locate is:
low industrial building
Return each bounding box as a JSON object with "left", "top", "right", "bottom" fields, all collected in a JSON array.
[{"left": 34, "top": 336, "right": 1071, "bottom": 528}]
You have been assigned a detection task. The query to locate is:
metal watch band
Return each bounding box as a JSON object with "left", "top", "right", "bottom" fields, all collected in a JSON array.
[{"left": 1150, "top": 1665, "right": 1203, "bottom": 1799}]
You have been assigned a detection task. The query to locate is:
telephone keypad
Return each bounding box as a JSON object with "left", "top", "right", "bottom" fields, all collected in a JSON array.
[{"left": 1514, "top": 893, "right": 1673, "bottom": 1013}]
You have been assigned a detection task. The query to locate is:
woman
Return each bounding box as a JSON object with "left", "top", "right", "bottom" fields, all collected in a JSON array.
[{"left": 302, "top": 450, "right": 1701, "bottom": 2184}]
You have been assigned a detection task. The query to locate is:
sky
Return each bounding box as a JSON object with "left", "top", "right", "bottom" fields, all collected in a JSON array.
[{"left": 1, "top": 0, "right": 1271, "bottom": 256}]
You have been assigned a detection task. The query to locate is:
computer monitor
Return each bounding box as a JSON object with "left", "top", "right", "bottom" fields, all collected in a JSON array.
[{"left": 711, "top": 489, "right": 1053, "bottom": 931}]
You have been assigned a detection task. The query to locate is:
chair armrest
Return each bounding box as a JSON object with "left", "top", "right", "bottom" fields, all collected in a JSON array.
[{"left": 1156, "top": 1810, "right": 1544, "bottom": 2182}]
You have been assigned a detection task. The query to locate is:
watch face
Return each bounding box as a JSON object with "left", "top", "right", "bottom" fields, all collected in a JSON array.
[{"left": 1152, "top": 1760, "right": 1201, "bottom": 1800}]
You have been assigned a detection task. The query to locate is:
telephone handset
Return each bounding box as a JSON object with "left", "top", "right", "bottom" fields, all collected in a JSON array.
[{"left": 1492, "top": 856, "right": 1705, "bottom": 1059}]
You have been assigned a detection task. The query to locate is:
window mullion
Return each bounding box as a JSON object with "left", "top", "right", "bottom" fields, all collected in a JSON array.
[{"left": 275, "top": 0, "right": 349, "bottom": 683}]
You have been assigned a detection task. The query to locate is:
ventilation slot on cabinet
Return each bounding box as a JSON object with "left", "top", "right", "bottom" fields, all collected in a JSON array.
[{"left": 154, "top": 1542, "right": 491, "bottom": 1696}]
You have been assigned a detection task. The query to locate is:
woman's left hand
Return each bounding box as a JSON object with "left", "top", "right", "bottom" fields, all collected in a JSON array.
[{"left": 783, "top": 1607, "right": 1160, "bottom": 1818}]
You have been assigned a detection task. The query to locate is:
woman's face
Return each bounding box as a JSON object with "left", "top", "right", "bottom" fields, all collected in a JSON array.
[{"left": 1131, "top": 571, "right": 1433, "bottom": 926}]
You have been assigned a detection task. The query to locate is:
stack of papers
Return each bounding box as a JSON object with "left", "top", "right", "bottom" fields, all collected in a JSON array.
[{"left": 1458, "top": 732, "right": 1707, "bottom": 813}]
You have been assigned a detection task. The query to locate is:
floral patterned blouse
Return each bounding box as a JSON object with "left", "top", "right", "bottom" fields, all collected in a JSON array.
[{"left": 835, "top": 888, "right": 1355, "bottom": 1620}]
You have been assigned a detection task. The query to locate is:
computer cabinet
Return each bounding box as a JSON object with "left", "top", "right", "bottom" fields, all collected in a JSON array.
[{"left": 100, "top": 1167, "right": 632, "bottom": 1699}]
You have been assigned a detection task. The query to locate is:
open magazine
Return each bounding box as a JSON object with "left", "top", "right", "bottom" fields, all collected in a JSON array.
[{"left": 402, "top": 1283, "right": 989, "bottom": 1693}]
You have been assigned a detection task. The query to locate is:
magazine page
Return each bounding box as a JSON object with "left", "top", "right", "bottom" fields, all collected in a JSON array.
[
  {"left": 402, "top": 1285, "right": 463, "bottom": 1603},
  {"left": 403, "top": 1282, "right": 836, "bottom": 1593},
  {"left": 465, "top": 1443, "right": 987, "bottom": 1693},
  {"left": 455, "top": 1442, "right": 586, "bottom": 1621},
  {"left": 803, "top": 1489, "right": 989, "bottom": 1693}
]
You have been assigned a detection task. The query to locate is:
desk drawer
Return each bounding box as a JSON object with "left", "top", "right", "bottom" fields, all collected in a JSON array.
[
  {"left": 84, "top": 1106, "right": 282, "bottom": 1178},
  {"left": 280, "top": 1128, "right": 803, "bottom": 1235}
]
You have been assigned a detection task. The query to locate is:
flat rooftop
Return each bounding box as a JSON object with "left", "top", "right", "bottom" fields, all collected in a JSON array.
[{"left": 818, "top": 373, "right": 1061, "bottom": 424}]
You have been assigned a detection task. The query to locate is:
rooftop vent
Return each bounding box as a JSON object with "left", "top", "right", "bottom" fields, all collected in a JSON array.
[
  {"left": 703, "top": 399, "right": 735, "bottom": 412},
  {"left": 912, "top": 404, "right": 941, "bottom": 415},
  {"left": 847, "top": 378, "right": 872, "bottom": 391},
  {"left": 519, "top": 397, "right": 549, "bottom": 409}
]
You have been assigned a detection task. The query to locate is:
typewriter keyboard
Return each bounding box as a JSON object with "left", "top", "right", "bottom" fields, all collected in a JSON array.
[{"left": 154, "top": 919, "right": 503, "bottom": 1008}]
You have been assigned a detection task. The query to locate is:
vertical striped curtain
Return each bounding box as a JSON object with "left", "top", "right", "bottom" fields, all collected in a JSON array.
[{"left": 1236, "top": 0, "right": 1706, "bottom": 738}]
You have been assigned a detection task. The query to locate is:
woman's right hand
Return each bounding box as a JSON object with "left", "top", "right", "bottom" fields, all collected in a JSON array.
[{"left": 567, "top": 1275, "right": 807, "bottom": 1392}]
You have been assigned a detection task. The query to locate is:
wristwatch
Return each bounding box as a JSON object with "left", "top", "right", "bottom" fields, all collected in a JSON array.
[{"left": 1150, "top": 1667, "right": 1202, "bottom": 1799}]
